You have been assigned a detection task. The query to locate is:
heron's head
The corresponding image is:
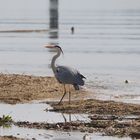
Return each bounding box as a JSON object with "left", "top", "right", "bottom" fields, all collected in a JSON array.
[{"left": 45, "top": 45, "right": 63, "bottom": 54}]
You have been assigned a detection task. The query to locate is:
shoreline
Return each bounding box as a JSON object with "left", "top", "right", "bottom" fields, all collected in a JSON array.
[
  {"left": 0, "top": 73, "right": 139, "bottom": 105},
  {"left": 0, "top": 73, "right": 140, "bottom": 139}
]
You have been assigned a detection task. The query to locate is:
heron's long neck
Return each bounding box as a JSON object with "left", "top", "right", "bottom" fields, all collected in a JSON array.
[{"left": 51, "top": 50, "right": 61, "bottom": 73}]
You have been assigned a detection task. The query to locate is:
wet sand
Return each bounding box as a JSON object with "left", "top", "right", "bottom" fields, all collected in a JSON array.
[
  {"left": 13, "top": 99, "right": 140, "bottom": 137},
  {"left": 45, "top": 100, "right": 140, "bottom": 137},
  {"left": 0, "top": 74, "right": 140, "bottom": 139},
  {"left": 50, "top": 99, "right": 140, "bottom": 115},
  {"left": 15, "top": 117, "right": 140, "bottom": 137}
]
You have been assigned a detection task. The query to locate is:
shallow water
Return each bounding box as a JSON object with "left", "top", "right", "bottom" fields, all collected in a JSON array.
[
  {"left": 0, "top": 125, "right": 132, "bottom": 140},
  {"left": 0, "top": 102, "right": 134, "bottom": 140},
  {"left": 0, "top": 102, "right": 89, "bottom": 123},
  {"left": 0, "top": 0, "right": 140, "bottom": 103},
  {"left": 0, "top": 99, "right": 139, "bottom": 140},
  {"left": 0, "top": 102, "right": 139, "bottom": 140}
]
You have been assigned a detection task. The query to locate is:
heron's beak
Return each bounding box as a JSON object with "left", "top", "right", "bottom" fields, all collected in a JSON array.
[
  {"left": 44, "top": 45, "right": 55, "bottom": 48},
  {"left": 45, "top": 44, "right": 64, "bottom": 54}
]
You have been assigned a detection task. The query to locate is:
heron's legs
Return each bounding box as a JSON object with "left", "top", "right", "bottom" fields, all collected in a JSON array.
[
  {"left": 68, "top": 85, "right": 71, "bottom": 105},
  {"left": 58, "top": 84, "right": 66, "bottom": 104}
]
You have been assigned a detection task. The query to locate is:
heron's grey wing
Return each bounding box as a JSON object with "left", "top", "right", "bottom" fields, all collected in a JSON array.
[{"left": 55, "top": 66, "right": 85, "bottom": 85}]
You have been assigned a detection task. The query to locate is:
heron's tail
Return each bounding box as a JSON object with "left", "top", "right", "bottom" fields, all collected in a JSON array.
[
  {"left": 73, "top": 84, "right": 79, "bottom": 90},
  {"left": 80, "top": 74, "right": 86, "bottom": 79}
]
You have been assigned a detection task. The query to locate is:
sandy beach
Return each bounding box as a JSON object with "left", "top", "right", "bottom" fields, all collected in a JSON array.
[{"left": 0, "top": 74, "right": 88, "bottom": 104}]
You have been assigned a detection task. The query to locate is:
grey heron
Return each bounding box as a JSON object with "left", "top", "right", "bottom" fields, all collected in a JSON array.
[{"left": 45, "top": 45, "right": 86, "bottom": 104}]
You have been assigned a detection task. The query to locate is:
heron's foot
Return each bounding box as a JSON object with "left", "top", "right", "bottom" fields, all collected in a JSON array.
[{"left": 57, "top": 100, "right": 63, "bottom": 105}]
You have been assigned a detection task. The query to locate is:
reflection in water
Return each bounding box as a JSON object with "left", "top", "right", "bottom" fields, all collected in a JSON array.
[
  {"left": 49, "top": 30, "right": 58, "bottom": 39},
  {"left": 62, "top": 113, "right": 72, "bottom": 122},
  {"left": 49, "top": 0, "right": 59, "bottom": 39}
]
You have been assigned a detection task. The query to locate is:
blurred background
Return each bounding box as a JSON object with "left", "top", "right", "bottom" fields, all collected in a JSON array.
[{"left": 0, "top": 0, "right": 140, "bottom": 103}]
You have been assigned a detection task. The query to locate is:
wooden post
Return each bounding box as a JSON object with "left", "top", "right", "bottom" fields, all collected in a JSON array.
[{"left": 49, "top": 0, "right": 59, "bottom": 29}]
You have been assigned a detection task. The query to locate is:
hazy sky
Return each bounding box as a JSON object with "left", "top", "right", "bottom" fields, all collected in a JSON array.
[
  {"left": 60, "top": 0, "right": 140, "bottom": 10},
  {"left": 0, "top": 0, "right": 140, "bottom": 19},
  {"left": 0, "top": 0, "right": 140, "bottom": 11}
]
